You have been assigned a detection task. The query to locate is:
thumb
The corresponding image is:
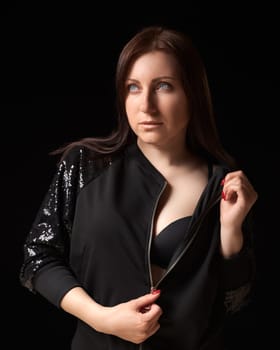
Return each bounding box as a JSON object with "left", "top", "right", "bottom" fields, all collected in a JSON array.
[{"left": 134, "top": 290, "right": 161, "bottom": 310}]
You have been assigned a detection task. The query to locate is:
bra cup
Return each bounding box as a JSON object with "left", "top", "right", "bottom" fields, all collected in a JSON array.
[{"left": 150, "top": 216, "right": 192, "bottom": 269}]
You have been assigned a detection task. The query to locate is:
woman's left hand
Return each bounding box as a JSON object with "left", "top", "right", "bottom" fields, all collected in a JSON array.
[
  {"left": 219, "top": 170, "right": 258, "bottom": 257},
  {"left": 220, "top": 170, "right": 258, "bottom": 230}
]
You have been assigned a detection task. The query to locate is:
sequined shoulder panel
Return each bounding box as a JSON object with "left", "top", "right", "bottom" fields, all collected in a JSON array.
[{"left": 19, "top": 146, "right": 113, "bottom": 292}]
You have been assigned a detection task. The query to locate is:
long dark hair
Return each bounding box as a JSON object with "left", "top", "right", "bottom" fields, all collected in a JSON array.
[{"left": 53, "top": 25, "right": 236, "bottom": 168}]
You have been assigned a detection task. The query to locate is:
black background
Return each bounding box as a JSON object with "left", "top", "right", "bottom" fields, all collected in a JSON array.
[{"left": 1, "top": 2, "right": 278, "bottom": 348}]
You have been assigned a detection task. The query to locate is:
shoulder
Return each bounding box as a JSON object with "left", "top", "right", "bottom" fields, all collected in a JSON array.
[
  {"left": 59, "top": 145, "right": 93, "bottom": 166},
  {"left": 59, "top": 145, "right": 111, "bottom": 169},
  {"left": 212, "top": 162, "right": 232, "bottom": 177},
  {"left": 207, "top": 162, "right": 232, "bottom": 192},
  {"left": 57, "top": 145, "right": 122, "bottom": 188}
]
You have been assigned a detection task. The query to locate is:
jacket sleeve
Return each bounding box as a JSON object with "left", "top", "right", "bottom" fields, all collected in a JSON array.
[
  {"left": 19, "top": 146, "right": 91, "bottom": 308},
  {"left": 220, "top": 210, "right": 256, "bottom": 314}
]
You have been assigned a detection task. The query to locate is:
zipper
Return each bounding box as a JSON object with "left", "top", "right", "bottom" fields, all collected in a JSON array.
[
  {"left": 139, "top": 182, "right": 167, "bottom": 350},
  {"left": 154, "top": 192, "right": 221, "bottom": 289},
  {"left": 139, "top": 187, "right": 221, "bottom": 349},
  {"left": 147, "top": 181, "right": 167, "bottom": 290}
]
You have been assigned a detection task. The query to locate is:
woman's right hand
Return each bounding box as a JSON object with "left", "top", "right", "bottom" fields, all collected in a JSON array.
[{"left": 95, "top": 290, "right": 162, "bottom": 344}]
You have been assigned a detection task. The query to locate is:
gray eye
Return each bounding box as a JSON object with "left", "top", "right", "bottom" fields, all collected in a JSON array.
[
  {"left": 157, "top": 82, "right": 171, "bottom": 90},
  {"left": 128, "top": 84, "right": 139, "bottom": 92}
]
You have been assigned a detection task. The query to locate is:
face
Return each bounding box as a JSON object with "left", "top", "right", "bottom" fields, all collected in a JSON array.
[{"left": 125, "top": 51, "right": 190, "bottom": 149}]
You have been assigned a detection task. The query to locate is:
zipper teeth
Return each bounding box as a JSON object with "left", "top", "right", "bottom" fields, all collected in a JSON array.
[
  {"left": 154, "top": 193, "right": 221, "bottom": 288},
  {"left": 147, "top": 181, "right": 167, "bottom": 289}
]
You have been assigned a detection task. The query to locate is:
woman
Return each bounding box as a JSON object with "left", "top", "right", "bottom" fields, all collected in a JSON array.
[{"left": 20, "top": 26, "right": 258, "bottom": 349}]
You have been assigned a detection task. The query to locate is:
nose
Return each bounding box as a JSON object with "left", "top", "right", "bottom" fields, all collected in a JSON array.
[{"left": 139, "top": 89, "right": 157, "bottom": 114}]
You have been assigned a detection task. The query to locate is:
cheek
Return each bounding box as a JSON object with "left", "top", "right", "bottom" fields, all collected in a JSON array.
[
  {"left": 125, "top": 97, "right": 135, "bottom": 115},
  {"left": 177, "top": 114, "right": 190, "bottom": 131},
  {"left": 173, "top": 97, "right": 190, "bottom": 124},
  {"left": 125, "top": 102, "right": 137, "bottom": 130},
  {"left": 125, "top": 96, "right": 138, "bottom": 116}
]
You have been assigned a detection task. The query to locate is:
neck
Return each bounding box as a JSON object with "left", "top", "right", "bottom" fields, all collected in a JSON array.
[{"left": 137, "top": 138, "right": 195, "bottom": 174}]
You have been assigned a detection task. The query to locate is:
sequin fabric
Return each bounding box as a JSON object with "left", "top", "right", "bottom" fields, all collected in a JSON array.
[{"left": 19, "top": 146, "right": 111, "bottom": 292}]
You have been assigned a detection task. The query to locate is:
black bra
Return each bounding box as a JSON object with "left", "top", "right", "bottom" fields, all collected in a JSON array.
[{"left": 150, "top": 216, "right": 191, "bottom": 269}]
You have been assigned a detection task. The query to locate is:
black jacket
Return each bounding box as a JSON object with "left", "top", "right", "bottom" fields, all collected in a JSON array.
[{"left": 20, "top": 143, "right": 255, "bottom": 350}]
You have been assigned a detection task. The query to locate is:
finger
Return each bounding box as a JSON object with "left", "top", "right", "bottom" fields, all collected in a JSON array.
[
  {"left": 223, "top": 170, "right": 247, "bottom": 182},
  {"left": 223, "top": 182, "right": 254, "bottom": 203},
  {"left": 149, "top": 321, "right": 161, "bottom": 336},
  {"left": 134, "top": 290, "right": 161, "bottom": 310},
  {"left": 223, "top": 171, "right": 256, "bottom": 195},
  {"left": 142, "top": 303, "right": 163, "bottom": 321},
  {"left": 140, "top": 305, "right": 151, "bottom": 313},
  {"left": 223, "top": 189, "right": 238, "bottom": 202}
]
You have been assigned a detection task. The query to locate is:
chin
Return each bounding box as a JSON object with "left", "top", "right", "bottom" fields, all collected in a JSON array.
[{"left": 138, "top": 137, "right": 162, "bottom": 145}]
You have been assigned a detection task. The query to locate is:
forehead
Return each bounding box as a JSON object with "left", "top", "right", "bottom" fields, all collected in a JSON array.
[{"left": 127, "top": 51, "right": 180, "bottom": 79}]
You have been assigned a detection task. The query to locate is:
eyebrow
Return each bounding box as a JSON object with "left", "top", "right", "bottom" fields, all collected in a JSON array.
[{"left": 126, "top": 76, "right": 178, "bottom": 83}]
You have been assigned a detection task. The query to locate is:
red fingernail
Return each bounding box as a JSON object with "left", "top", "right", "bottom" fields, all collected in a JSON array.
[
  {"left": 222, "top": 191, "right": 226, "bottom": 200},
  {"left": 152, "top": 289, "right": 161, "bottom": 294},
  {"left": 220, "top": 178, "right": 225, "bottom": 186}
]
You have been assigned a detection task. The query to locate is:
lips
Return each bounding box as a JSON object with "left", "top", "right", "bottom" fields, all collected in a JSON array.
[{"left": 139, "top": 121, "right": 163, "bottom": 125}]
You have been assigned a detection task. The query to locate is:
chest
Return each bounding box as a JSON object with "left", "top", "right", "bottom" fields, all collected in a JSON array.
[{"left": 154, "top": 172, "right": 208, "bottom": 236}]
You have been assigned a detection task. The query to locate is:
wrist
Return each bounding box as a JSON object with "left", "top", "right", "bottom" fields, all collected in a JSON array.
[
  {"left": 220, "top": 227, "right": 243, "bottom": 258},
  {"left": 86, "top": 303, "right": 109, "bottom": 332}
]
